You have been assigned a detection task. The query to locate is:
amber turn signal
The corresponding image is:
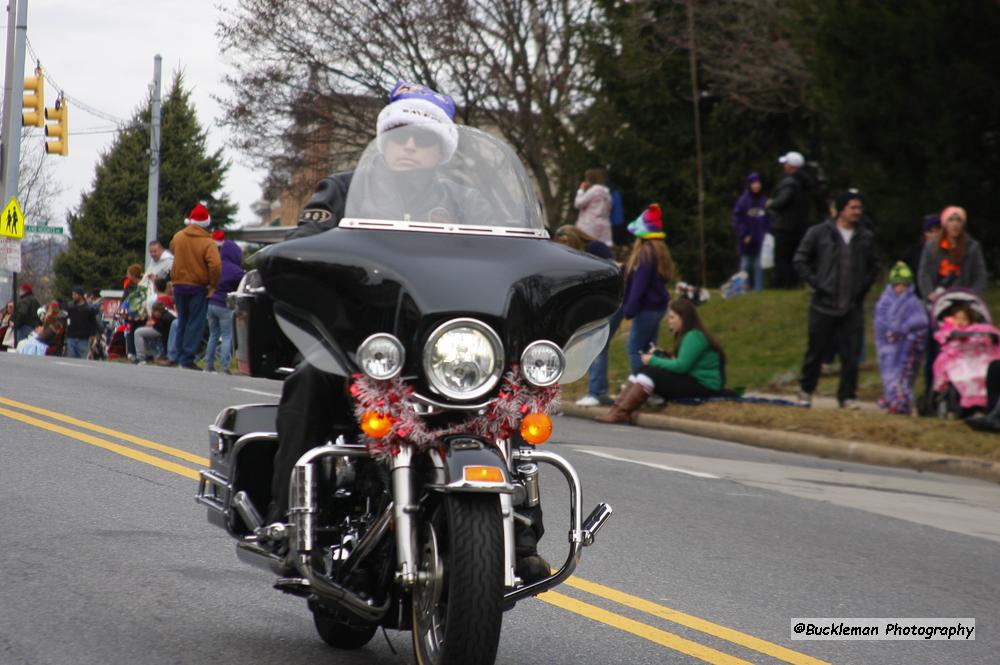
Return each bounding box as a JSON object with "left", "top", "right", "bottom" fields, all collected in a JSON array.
[
  {"left": 360, "top": 410, "right": 393, "bottom": 438},
  {"left": 463, "top": 465, "right": 505, "bottom": 484},
  {"left": 520, "top": 412, "right": 552, "bottom": 444}
]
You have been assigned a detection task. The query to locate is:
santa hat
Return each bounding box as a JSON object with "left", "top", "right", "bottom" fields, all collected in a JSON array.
[
  {"left": 19, "top": 282, "right": 32, "bottom": 293},
  {"left": 627, "top": 204, "right": 665, "bottom": 240},
  {"left": 185, "top": 203, "right": 211, "bottom": 227},
  {"left": 376, "top": 81, "right": 458, "bottom": 162},
  {"left": 211, "top": 229, "right": 225, "bottom": 242}
]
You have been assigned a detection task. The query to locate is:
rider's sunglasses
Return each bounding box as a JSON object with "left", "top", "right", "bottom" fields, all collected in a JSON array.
[{"left": 385, "top": 126, "right": 441, "bottom": 149}]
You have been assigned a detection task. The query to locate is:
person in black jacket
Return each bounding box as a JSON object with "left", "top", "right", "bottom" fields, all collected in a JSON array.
[
  {"left": 265, "top": 82, "right": 550, "bottom": 583},
  {"left": 12, "top": 282, "right": 41, "bottom": 347},
  {"left": 794, "top": 192, "right": 879, "bottom": 409},
  {"left": 767, "top": 151, "right": 813, "bottom": 288}
]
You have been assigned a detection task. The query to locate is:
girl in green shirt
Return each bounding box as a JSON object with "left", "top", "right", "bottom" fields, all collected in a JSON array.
[{"left": 598, "top": 298, "right": 725, "bottom": 423}]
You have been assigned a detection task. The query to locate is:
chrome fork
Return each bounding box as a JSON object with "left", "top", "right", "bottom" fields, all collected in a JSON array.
[{"left": 392, "top": 443, "right": 419, "bottom": 587}]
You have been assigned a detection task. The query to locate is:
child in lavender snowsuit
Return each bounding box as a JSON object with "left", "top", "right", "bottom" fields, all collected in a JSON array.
[{"left": 874, "top": 262, "right": 928, "bottom": 414}]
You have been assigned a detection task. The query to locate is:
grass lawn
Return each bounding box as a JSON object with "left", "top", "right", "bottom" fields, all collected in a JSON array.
[{"left": 561, "top": 285, "right": 1000, "bottom": 461}]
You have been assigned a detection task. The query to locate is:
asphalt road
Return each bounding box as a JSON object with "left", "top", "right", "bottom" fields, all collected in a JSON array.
[{"left": 1, "top": 353, "right": 996, "bottom": 665}]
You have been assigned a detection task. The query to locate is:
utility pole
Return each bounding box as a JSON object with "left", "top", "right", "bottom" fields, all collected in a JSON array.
[
  {"left": 1, "top": 0, "right": 28, "bottom": 204},
  {"left": 686, "top": 0, "right": 708, "bottom": 289},
  {"left": 1, "top": 0, "right": 27, "bottom": 327},
  {"left": 145, "top": 54, "right": 162, "bottom": 264}
]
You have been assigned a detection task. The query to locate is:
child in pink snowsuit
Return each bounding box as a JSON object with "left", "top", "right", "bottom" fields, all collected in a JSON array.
[{"left": 932, "top": 305, "right": 1000, "bottom": 409}]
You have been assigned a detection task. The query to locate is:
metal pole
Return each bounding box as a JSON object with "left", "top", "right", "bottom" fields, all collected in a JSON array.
[
  {"left": 2, "top": 0, "right": 27, "bottom": 204},
  {"left": 145, "top": 54, "right": 162, "bottom": 266},
  {"left": 1, "top": 0, "right": 18, "bottom": 193},
  {"left": 2, "top": 0, "right": 28, "bottom": 343},
  {"left": 686, "top": 0, "right": 707, "bottom": 288}
]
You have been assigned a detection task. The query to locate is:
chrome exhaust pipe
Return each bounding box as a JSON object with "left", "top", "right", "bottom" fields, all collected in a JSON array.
[
  {"left": 287, "top": 442, "right": 391, "bottom": 623},
  {"left": 339, "top": 502, "right": 393, "bottom": 581}
]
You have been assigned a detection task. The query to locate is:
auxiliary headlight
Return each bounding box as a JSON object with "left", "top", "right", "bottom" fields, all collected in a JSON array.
[
  {"left": 357, "top": 333, "right": 405, "bottom": 380},
  {"left": 520, "top": 340, "right": 565, "bottom": 387},
  {"left": 423, "top": 319, "right": 503, "bottom": 400}
]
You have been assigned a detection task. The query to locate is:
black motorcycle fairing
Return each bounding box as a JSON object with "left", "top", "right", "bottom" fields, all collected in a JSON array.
[{"left": 255, "top": 227, "right": 622, "bottom": 379}]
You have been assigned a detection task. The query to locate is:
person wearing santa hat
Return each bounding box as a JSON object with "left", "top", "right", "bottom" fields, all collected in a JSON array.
[
  {"left": 12, "top": 282, "right": 41, "bottom": 347},
  {"left": 169, "top": 203, "right": 221, "bottom": 369}
]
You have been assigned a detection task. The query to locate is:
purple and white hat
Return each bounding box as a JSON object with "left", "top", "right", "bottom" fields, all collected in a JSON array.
[{"left": 376, "top": 81, "right": 458, "bottom": 161}]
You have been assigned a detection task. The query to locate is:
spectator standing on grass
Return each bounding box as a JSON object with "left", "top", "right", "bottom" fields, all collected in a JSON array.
[
  {"left": 204, "top": 230, "right": 244, "bottom": 374},
  {"left": 917, "top": 206, "right": 987, "bottom": 302},
  {"left": 916, "top": 205, "right": 988, "bottom": 399},
  {"left": 731, "top": 172, "right": 771, "bottom": 293},
  {"left": 64, "top": 287, "right": 99, "bottom": 359},
  {"left": 170, "top": 203, "right": 221, "bottom": 370},
  {"left": 794, "top": 191, "right": 879, "bottom": 409},
  {"left": 555, "top": 225, "right": 622, "bottom": 407},
  {"left": 767, "top": 151, "right": 812, "bottom": 288},
  {"left": 901, "top": 215, "right": 941, "bottom": 299},
  {"left": 622, "top": 204, "right": 672, "bottom": 376},
  {"left": 597, "top": 298, "right": 725, "bottom": 424},
  {"left": 874, "top": 263, "right": 928, "bottom": 415},
  {"left": 573, "top": 168, "right": 613, "bottom": 247}
]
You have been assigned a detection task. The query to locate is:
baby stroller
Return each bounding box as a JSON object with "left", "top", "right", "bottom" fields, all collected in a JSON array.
[{"left": 929, "top": 289, "right": 1000, "bottom": 418}]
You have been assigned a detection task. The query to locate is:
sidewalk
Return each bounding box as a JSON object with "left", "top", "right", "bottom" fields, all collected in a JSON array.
[{"left": 560, "top": 401, "right": 1000, "bottom": 485}]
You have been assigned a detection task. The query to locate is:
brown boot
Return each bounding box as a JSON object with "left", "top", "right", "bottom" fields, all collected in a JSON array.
[{"left": 596, "top": 382, "right": 650, "bottom": 424}]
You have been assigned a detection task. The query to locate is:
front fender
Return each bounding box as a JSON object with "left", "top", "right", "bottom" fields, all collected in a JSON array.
[{"left": 428, "top": 437, "right": 514, "bottom": 494}]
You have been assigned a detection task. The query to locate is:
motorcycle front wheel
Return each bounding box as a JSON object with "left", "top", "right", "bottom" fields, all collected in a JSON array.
[{"left": 412, "top": 494, "right": 504, "bottom": 665}]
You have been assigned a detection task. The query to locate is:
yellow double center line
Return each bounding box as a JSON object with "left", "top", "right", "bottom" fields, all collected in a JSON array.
[{"left": 0, "top": 394, "right": 827, "bottom": 665}]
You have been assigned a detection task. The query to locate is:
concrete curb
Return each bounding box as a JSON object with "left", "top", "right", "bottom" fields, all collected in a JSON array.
[{"left": 560, "top": 404, "right": 1000, "bottom": 485}]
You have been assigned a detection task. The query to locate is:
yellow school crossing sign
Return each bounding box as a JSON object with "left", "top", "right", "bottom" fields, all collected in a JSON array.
[{"left": 0, "top": 197, "right": 24, "bottom": 239}]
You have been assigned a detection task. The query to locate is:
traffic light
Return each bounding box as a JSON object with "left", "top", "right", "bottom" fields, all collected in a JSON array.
[
  {"left": 22, "top": 66, "right": 44, "bottom": 128},
  {"left": 44, "top": 95, "right": 68, "bottom": 156}
]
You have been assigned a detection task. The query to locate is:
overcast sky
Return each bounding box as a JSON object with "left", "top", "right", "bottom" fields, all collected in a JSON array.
[{"left": 6, "top": 0, "right": 263, "bottom": 227}]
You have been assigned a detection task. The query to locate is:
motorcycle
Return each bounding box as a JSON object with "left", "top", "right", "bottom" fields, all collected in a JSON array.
[{"left": 196, "top": 126, "right": 621, "bottom": 664}]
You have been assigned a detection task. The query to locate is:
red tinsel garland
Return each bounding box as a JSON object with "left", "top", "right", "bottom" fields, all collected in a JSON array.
[{"left": 349, "top": 366, "right": 560, "bottom": 457}]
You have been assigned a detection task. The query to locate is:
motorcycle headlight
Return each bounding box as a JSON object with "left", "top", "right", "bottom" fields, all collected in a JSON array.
[
  {"left": 520, "top": 340, "right": 565, "bottom": 387},
  {"left": 357, "top": 333, "right": 405, "bottom": 380},
  {"left": 423, "top": 319, "right": 503, "bottom": 400}
]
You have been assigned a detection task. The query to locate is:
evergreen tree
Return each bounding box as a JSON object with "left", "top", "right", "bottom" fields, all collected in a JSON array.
[
  {"left": 796, "top": 0, "right": 1000, "bottom": 267},
  {"left": 573, "top": 1, "right": 813, "bottom": 284},
  {"left": 54, "top": 73, "right": 236, "bottom": 295}
]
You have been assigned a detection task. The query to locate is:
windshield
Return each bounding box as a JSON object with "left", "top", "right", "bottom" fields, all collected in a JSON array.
[{"left": 343, "top": 125, "right": 545, "bottom": 231}]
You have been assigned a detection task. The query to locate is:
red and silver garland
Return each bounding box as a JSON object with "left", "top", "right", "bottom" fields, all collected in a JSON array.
[{"left": 349, "top": 366, "right": 560, "bottom": 458}]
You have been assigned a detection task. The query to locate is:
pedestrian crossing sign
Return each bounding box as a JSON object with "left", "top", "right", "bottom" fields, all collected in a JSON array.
[{"left": 0, "top": 197, "right": 24, "bottom": 239}]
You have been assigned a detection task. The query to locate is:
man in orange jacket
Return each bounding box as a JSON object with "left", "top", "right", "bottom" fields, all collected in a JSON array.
[{"left": 169, "top": 203, "right": 221, "bottom": 369}]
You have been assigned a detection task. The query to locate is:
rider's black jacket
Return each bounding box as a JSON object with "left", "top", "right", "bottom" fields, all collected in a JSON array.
[{"left": 287, "top": 171, "right": 354, "bottom": 240}]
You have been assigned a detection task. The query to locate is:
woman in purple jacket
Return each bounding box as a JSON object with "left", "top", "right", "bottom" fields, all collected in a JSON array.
[
  {"left": 204, "top": 231, "right": 245, "bottom": 373},
  {"left": 622, "top": 204, "right": 673, "bottom": 375},
  {"left": 731, "top": 172, "right": 771, "bottom": 292},
  {"left": 874, "top": 262, "right": 928, "bottom": 414}
]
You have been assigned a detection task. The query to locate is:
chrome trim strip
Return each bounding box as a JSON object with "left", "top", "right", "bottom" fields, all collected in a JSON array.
[
  {"left": 340, "top": 217, "right": 550, "bottom": 239},
  {"left": 409, "top": 391, "right": 493, "bottom": 413}
]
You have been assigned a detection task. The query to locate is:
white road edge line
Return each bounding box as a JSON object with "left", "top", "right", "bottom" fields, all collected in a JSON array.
[
  {"left": 232, "top": 388, "right": 282, "bottom": 398},
  {"left": 53, "top": 361, "right": 90, "bottom": 368},
  {"left": 572, "top": 448, "right": 720, "bottom": 479}
]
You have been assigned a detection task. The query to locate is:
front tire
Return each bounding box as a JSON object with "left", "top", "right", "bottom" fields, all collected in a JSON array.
[{"left": 412, "top": 494, "right": 504, "bottom": 665}]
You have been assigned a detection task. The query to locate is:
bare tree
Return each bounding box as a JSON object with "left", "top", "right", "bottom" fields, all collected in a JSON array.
[
  {"left": 216, "top": 0, "right": 605, "bottom": 226},
  {"left": 631, "top": 0, "right": 809, "bottom": 113},
  {"left": 15, "top": 130, "right": 68, "bottom": 304}
]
